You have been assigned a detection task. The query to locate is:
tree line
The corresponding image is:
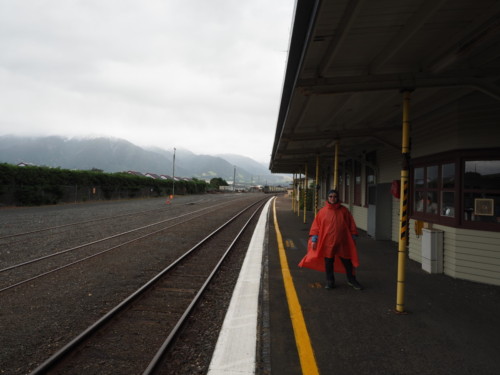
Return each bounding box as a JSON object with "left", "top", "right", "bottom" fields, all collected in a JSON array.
[{"left": 0, "top": 163, "right": 212, "bottom": 206}]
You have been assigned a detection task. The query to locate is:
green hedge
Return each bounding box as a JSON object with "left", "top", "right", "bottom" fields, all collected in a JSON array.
[
  {"left": 298, "top": 188, "right": 314, "bottom": 211},
  {"left": 0, "top": 163, "right": 208, "bottom": 206}
]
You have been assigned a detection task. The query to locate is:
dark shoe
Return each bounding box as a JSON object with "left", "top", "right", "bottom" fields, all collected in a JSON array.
[
  {"left": 347, "top": 280, "right": 363, "bottom": 291},
  {"left": 325, "top": 282, "right": 335, "bottom": 289}
]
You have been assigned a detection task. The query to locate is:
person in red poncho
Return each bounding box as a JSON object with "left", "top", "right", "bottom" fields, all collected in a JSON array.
[{"left": 298, "top": 189, "right": 363, "bottom": 290}]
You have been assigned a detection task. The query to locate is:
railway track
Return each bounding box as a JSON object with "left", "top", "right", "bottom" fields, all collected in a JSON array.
[
  {"left": 28, "top": 198, "right": 268, "bottom": 374},
  {"left": 0, "top": 195, "right": 222, "bottom": 242},
  {"left": 0, "top": 196, "right": 252, "bottom": 293},
  {"left": 0, "top": 195, "right": 240, "bottom": 251},
  {"left": 0, "top": 193, "right": 271, "bottom": 375}
]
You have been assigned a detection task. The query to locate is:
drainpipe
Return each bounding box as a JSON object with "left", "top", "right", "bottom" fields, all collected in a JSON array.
[
  {"left": 297, "top": 173, "right": 301, "bottom": 218},
  {"left": 315, "top": 155, "right": 320, "bottom": 216},
  {"left": 349, "top": 160, "right": 354, "bottom": 213},
  {"left": 396, "top": 90, "right": 412, "bottom": 314},
  {"left": 304, "top": 164, "right": 308, "bottom": 223}
]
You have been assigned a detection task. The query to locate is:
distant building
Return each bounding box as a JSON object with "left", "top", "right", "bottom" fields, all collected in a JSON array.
[{"left": 127, "top": 171, "right": 144, "bottom": 177}]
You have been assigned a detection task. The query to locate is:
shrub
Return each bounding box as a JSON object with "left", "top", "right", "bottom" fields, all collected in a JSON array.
[{"left": 0, "top": 163, "right": 209, "bottom": 206}]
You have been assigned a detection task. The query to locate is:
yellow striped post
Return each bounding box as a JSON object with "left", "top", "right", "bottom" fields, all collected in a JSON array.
[
  {"left": 396, "top": 90, "right": 412, "bottom": 313},
  {"left": 333, "top": 141, "right": 339, "bottom": 190}
]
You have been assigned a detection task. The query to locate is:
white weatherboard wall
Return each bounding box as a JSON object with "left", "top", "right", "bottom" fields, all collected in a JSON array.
[
  {"left": 444, "top": 226, "right": 500, "bottom": 286},
  {"left": 351, "top": 205, "right": 368, "bottom": 232},
  {"left": 391, "top": 196, "right": 400, "bottom": 243},
  {"left": 408, "top": 222, "right": 500, "bottom": 286}
]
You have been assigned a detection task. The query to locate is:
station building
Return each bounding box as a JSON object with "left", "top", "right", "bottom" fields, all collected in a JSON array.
[{"left": 270, "top": 0, "right": 500, "bottom": 286}]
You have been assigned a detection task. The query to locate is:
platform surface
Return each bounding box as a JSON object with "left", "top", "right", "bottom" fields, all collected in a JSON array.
[{"left": 264, "top": 195, "right": 500, "bottom": 375}]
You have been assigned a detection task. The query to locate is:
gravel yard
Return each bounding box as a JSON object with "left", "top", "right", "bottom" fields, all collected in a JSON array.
[{"left": 0, "top": 193, "right": 266, "bottom": 375}]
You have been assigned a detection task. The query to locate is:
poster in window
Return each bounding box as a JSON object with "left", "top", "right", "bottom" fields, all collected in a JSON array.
[{"left": 474, "top": 199, "right": 494, "bottom": 216}]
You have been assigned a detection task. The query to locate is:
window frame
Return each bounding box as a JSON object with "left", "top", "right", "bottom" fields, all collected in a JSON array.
[
  {"left": 365, "top": 151, "right": 377, "bottom": 207},
  {"left": 461, "top": 157, "right": 500, "bottom": 231},
  {"left": 411, "top": 161, "right": 458, "bottom": 226},
  {"left": 344, "top": 160, "right": 352, "bottom": 204},
  {"left": 411, "top": 148, "right": 500, "bottom": 231},
  {"left": 354, "top": 160, "right": 362, "bottom": 206},
  {"left": 365, "top": 165, "right": 375, "bottom": 207}
]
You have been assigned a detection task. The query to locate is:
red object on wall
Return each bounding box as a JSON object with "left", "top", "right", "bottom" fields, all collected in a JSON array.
[{"left": 391, "top": 180, "right": 401, "bottom": 199}]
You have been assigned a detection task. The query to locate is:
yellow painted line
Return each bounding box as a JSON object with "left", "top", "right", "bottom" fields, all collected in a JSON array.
[{"left": 272, "top": 199, "right": 320, "bottom": 375}]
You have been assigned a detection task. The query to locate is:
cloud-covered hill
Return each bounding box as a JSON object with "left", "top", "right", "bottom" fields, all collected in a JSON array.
[{"left": 0, "top": 135, "right": 290, "bottom": 185}]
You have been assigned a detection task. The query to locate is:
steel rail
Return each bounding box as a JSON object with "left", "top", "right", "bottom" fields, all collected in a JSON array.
[
  {"left": 28, "top": 197, "right": 268, "bottom": 375},
  {"left": 0, "top": 207, "right": 218, "bottom": 293},
  {"left": 0, "top": 197, "right": 255, "bottom": 292},
  {"left": 142, "top": 198, "right": 268, "bottom": 375},
  {"left": 0, "top": 195, "right": 237, "bottom": 240},
  {"left": 0, "top": 205, "right": 171, "bottom": 240},
  {"left": 0, "top": 198, "right": 236, "bottom": 275}
]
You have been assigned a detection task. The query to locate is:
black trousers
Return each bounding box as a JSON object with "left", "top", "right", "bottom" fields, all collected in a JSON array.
[{"left": 325, "top": 257, "right": 355, "bottom": 284}]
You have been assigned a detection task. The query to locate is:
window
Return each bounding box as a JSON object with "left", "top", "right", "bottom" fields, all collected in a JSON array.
[
  {"left": 365, "top": 166, "right": 375, "bottom": 206},
  {"left": 354, "top": 161, "right": 362, "bottom": 205},
  {"left": 414, "top": 167, "right": 424, "bottom": 213},
  {"left": 365, "top": 151, "right": 376, "bottom": 206},
  {"left": 463, "top": 160, "right": 500, "bottom": 226},
  {"left": 413, "top": 165, "right": 441, "bottom": 216},
  {"left": 344, "top": 160, "right": 351, "bottom": 203},
  {"left": 411, "top": 149, "right": 500, "bottom": 231},
  {"left": 441, "top": 163, "right": 455, "bottom": 217}
]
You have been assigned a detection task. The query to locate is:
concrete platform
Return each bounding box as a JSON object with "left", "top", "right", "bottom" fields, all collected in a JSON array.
[
  {"left": 263, "top": 195, "right": 500, "bottom": 375},
  {"left": 266, "top": 197, "right": 500, "bottom": 375}
]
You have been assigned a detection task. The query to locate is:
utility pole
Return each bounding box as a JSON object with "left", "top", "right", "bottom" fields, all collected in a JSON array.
[
  {"left": 233, "top": 166, "right": 236, "bottom": 191},
  {"left": 172, "top": 147, "right": 176, "bottom": 197}
]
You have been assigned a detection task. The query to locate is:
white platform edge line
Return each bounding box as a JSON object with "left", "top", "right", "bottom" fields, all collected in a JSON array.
[{"left": 207, "top": 199, "right": 272, "bottom": 375}]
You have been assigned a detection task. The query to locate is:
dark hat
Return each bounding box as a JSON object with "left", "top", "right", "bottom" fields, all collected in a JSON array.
[{"left": 327, "top": 189, "right": 339, "bottom": 198}]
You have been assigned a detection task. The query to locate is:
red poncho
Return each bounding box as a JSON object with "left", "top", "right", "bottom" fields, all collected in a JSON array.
[{"left": 298, "top": 201, "right": 359, "bottom": 273}]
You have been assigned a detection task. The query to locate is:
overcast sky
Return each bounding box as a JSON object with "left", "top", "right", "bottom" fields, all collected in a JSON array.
[{"left": 0, "top": 0, "right": 295, "bottom": 164}]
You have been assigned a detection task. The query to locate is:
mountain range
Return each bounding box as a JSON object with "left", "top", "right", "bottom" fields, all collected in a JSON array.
[{"left": 0, "top": 135, "right": 289, "bottom": 185}]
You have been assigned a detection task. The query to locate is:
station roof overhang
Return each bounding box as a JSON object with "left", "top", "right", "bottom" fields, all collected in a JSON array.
[{"left": 270, "top": 0, "right": 500, "bottom": 174}]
